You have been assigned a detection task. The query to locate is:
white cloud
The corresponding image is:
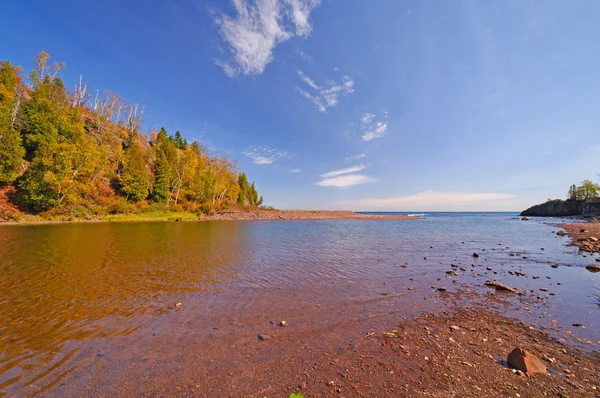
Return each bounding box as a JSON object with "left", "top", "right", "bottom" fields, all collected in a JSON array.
[
  {"left": 296, "top": 70, "right": 355, "bottom": 112},
  {"left": 215, "top": 0, "right": 321, "bottom": 76},
  {"left": 346, "top": 154, "right": 366, "bottom": 160},
  {"left": 317, "top": 174, "right": 378, "bottom": 188},
  {"left": 344, "top": 191, "right": 519, "bottom": 211},
  {"left": 290, "top": 168, "right": 301, "bottom": 172},
  {"left": 361, "top": 112, "right": 388, "bottom": 141},
  {"left": 320, "top": 164, "right": 366, "bottom": 178},
  {"left": 243, "top": 145, "right": 290, "bottom": 164}
]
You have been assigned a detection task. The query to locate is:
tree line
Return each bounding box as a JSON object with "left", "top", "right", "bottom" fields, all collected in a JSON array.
[
  {"left": 567, "top": 180, "right": 600, "bottom": 201},
  {"left": 0, "top": 51, "right": 262, "bottom": 219}
]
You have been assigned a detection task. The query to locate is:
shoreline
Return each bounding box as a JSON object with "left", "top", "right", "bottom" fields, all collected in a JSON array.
[
  {"left": 558, "top": 222, "right": 600, "bottom": 255},
  {"left": 0, "top": 209, "right": 419, "bottom": 226}
]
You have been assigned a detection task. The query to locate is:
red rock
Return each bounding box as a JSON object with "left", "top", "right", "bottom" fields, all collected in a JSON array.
[{"left": 507, "top": 348, "right": 547, "bottom": 375}]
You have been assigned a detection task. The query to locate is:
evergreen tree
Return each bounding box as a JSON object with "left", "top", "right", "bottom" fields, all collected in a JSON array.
[
  {"left": 237, "top": 173, "right": 249, "bottom": 205},
  {"left": 119, "top": 140, "right": 149, "bottom": 201}
]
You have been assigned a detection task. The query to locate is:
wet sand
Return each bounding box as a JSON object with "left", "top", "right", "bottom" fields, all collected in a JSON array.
[{"left": 54, "top": 293, "right": 600, "bottom": 397}]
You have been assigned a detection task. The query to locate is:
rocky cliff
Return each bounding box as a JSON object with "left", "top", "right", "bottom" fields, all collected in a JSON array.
[{"left": 521, "top": 199, "right": 600, "bottom": 217}]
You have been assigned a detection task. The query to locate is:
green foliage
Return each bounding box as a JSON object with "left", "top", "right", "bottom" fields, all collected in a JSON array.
[
  {"left": 568, "top": 180, "right": 600, "bottom": 201},
  {"left": 237, "top": 173, "right": 261, "bottom": 206},
  {"left": 152, "top": 149, "right": 171, "bottom": 203},
  {"left": 119, "top": 140, "right": 149, "bottom": 201}
]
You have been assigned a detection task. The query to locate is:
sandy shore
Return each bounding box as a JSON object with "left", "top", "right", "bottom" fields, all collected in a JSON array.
[{"left": 207, "top": 209, "right": 417, "bottom": 221}]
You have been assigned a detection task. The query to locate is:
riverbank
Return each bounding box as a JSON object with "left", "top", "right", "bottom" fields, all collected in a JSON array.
[{"left": 0, "top": 209, "right": 418, "bottom": 225}]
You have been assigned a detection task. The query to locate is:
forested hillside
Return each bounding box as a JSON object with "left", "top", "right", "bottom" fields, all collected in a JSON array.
[{"left": 0, "top": 51, "right": 261, "bottom": 220}]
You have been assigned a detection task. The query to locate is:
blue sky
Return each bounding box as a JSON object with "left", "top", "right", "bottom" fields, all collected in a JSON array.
[{"left": 2, "top": 0, "right": 600, "bottom": 211}]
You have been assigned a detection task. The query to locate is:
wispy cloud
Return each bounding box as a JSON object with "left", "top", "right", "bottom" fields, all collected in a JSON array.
[
  {"left": 361, "top": 111, "right": 388, "bottom": 141},
  {"left": 317, "top": 174, "right": 378, "bottom": 188},
  {"left": 344, "top": 191, "right": 518, "bottom": 210},
  {"left": 290, "top": 168, "right": 302, "bottom": 173},
  {"left": 296, "top": 70, "right": 355, "bottom": 112},
  {"left": 215, "top": 0, "right": 321, "bottom": 77},
  {"left": 346, "top": 153, "right": 366, "bottom": 160},
  {"left": 320, "top": 164, "right": 366, "bottom": 178},
  {"left": 317, "top": 164, "right": 377, "bottom": 187},
  {"left": 243, "top": 145, "right": 290, "bottom": 165}
]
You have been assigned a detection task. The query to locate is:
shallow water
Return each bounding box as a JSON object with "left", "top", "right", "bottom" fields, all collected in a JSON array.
[{"left": 0, "top": 213, "right": 598, "bottom": 395}]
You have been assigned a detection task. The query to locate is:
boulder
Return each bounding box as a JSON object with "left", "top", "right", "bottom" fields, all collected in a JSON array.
[
  {"left": 507, "top": 348, "right": 547, "bottom": 375},
  {"left": 521, "top": 216, "right": 530, "bottom": 221}
]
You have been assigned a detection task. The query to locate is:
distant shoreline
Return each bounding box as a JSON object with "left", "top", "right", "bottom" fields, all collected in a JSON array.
[{"left": 0, "top": 209, "right": 420, "bottom": 226}]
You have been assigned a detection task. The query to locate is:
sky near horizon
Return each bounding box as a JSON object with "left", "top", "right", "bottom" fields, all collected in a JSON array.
[{"left": 2, "top": 0, "right": 600, "bottom": 211}]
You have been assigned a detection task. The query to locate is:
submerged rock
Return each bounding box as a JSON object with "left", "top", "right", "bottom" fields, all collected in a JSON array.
[
  {"left": 586, "top": 264, "right": 600, "bottom": 272},
  {"left": 521, "top": 216, "right": 530, "bottom": 221},
  {"left": 484, "top": 280, "right": 516, "bottom": 293},
  {"left": 507, "top": 348, "right": 547, "bottom": 375}
]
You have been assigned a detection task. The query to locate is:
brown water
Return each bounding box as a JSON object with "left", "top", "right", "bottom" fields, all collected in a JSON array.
[{"left": 0, "top": 214, "right": 599, "bottom": 396}]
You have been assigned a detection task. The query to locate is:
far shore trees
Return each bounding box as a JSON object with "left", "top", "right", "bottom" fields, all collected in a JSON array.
[
  {"left": 568, "top": 180, "right": 600, "bottom": 201},
  {"left": 0, "top": 51, "right": 262, "bottom": 219}
]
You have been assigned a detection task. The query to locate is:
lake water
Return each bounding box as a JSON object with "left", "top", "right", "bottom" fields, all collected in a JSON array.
[{"left": 0, "top": 213, "right": 599, "bottom": 395}]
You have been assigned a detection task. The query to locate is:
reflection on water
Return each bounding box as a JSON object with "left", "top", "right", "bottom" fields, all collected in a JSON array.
[
  {"left": 0, "top": 214, "right": 599, "bottom": 395},
  {"left": 0, "top": 222, "right": 249, "bottom": 393}
]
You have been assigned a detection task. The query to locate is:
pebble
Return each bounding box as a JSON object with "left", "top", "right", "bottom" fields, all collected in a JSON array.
[
  {"left": 258, "top": 334, "right": 271, "bottom": 341},
  {"left": 437, "top": 287, "right": 447, "bottom": 292}
]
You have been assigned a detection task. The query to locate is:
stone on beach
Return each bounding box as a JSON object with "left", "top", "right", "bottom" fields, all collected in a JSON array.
[
  {"left": 484, "top": 280, "right": 516, "bottom": 293},
  {"left": 507, "top": 348, "right": 547, "bottom": 375},
  {"left": 586, "top": 264, "right": 600, "bottom": 272},
  {"left": 258, "top": 334, "right": 271, "bottom": 341}
]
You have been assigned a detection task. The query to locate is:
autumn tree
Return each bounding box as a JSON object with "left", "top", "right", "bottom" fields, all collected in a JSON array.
[
  {"left": 0, "top": 61, "right": 25, "bottom": 183},
  {"left": 119, "top": 139, "right": 149, "bottom": 201}
]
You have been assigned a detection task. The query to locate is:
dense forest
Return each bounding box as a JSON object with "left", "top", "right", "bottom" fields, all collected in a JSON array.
[{"left": 0, "top": 52, "right": 262, "bottom": 220}]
